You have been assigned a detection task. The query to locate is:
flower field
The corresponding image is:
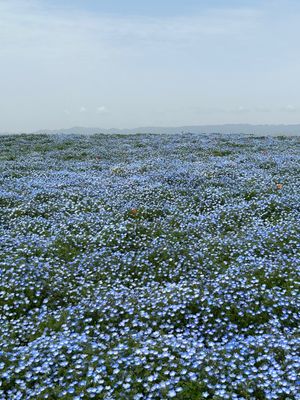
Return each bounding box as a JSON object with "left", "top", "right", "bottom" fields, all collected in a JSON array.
[{"left": 0, "top": 132, "right": 299, "bottom": 399}]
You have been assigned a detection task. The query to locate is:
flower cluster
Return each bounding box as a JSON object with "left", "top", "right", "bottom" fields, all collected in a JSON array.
[{"left": 0, "top": 133, "right": 299, "bottom": 399}]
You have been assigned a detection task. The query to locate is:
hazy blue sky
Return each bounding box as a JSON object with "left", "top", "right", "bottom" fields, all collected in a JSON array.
[{"left": 0, "top": 0, "right": 300, "bottom": 132}]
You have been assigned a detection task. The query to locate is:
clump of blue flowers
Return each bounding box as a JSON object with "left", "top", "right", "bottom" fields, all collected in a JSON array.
[{"left": 0, "top": 132, "right": 299, "bottom": 399}]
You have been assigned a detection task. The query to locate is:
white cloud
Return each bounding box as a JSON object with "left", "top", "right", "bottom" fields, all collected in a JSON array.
[
  {"left": 79, "top": 106, "right": 87, "bottom": 113},
  {"left": 283, "top": 105, "right": 297, "bottom": 112},
  {"left": 237, "top": 106, "right": 249, "bottom": 113},
  {"left": 97, "top": 106, "right": 108, "bottom": 114},
  {"left": 0, "top": 1, "right": 262, "bottom": 55}
]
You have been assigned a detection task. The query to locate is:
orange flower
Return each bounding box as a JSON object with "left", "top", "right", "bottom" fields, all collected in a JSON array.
[
  {"left": 130, "top": 208, "right": 138, "bottom": 215},
  {"left": 276, "top": 183, "right": 283, "bottom": 190}
]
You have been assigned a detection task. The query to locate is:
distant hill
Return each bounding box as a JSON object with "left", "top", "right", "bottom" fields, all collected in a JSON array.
[{"left": 2, "top": 124, "right": 300, "bottom": 136}]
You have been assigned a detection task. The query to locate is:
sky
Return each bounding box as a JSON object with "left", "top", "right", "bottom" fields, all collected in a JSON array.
[{"left": 0, "top": 0, "right": 300, "bottom": 132}]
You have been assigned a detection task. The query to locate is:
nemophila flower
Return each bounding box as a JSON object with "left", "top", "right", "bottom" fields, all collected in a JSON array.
[{"left": 0, "top": 133, "right": 299, "bottom": 399}]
